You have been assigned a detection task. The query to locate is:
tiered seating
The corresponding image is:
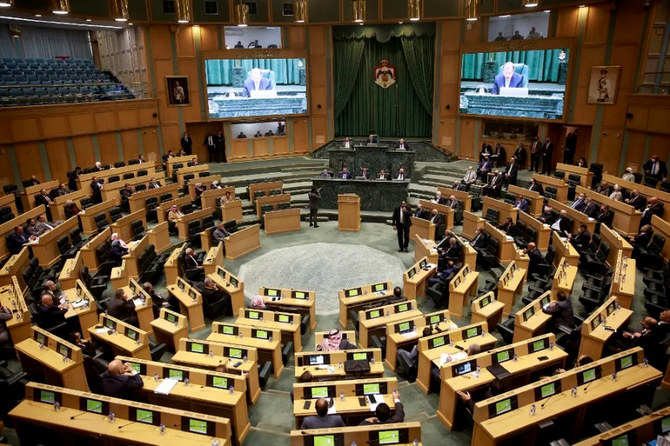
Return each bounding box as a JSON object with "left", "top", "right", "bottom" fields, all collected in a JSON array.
[{"left": 0, "top": 58, "right": 134, "bottom": 106}]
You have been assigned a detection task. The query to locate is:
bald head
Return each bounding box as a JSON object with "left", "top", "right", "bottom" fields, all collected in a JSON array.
[
  {"left": 107, "top": 359, "right": 125, "bottom": 376},
  {"left": 315, "top": 398, "right": 329, "bottom": 417},
  {"left": 41, "top": 294, "right": 53, "bottom": 306}
]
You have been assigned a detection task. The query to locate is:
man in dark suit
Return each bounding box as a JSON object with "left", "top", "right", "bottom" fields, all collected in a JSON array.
[
  {"left": 413, "top": 203, "right": 429, "bottom": 220},
  {"left": 537, "top": 207, "right": 557, "bottom": 226},
  {"left": 482, "top": 170, "right": 503, "bottom": 197},
  {"left": 180, "top": 131, "right": 193, "bottom": 155},
  {"left": 106, "top": 289, "right": 138, "bottom": 327},
  {"left": 563, "top": 131, "right": 577, "bottom": 165},
  {"left": 582, "top": 197, "right": 600, "bottom": 219},
  {"left": 571, "top": 192, "right": 587, "bottom": 212},
  {"left": 439, "top": 236, "right": 461, "bottom": 261},
  {"left": 214, "top": 130, "right": 226, "bottom": 163},
  {"left": 643, "top": 155, "right": 668, "bottom": 182},
  {"left": 148, "top": 178, "right": 162, "bottom": 189},
  {"left": 7, "top": 225, "right": 32, "bottom": 255},
  {"left": 34, "top": 188, "right": 54, "bottom": 221},
  {"left": 625, "top": 190, "right": 645, "bottom": 211},
  {"left": 595, "top": 204, "right": 614, "bottom": 230},
  {"left": 470, "top": 228, "right": 487, "bottom": 249},
  {"left": 529, "top": 136, "right": 542, "bottom": 172},
  {"left": 119, "top": 184, "right": 134, "bottom": 213},
  {"left": 428, "top": 209, "right": 442, "bottom": 228},
  {"left": 640, "top": 197, "right": 663, "bottom": 228},
  {"left": 90, "top": 177, "right": 103, "bottom": 204},
  {"left": 360, "top": 167, "right": 370, "bottom": 179},
  {"left": 101, "top": 359, "right": 144, "bottom": 399},
  {"left": 392, "top": 201, "right": 412, "bottom": 252},
  {"left": 396, "top": 168, "right": 407, "bottom": 181},
  {"left": 27, "top": 175, "right": 40, "bottom": 186},
  {"left": 492, "top": 62, "right": 525, "bottom": 95},
  {"left": 630, "top": 224, "right": 653, "bottom": 259},
  {"left": 503, "top": 156, "right": 518, "bottom": 185},
  {"left": 541, "top": 137, "right": 554, "bottom": 175},
  {"left": 542, "top": 291, "right": 575, "bottom": 333},
  {"left": 569, "top": 224, "right": 591, "bottom": 254},
  {"left": 143, "top": 282, "right": 175, "bottom": 318},
  {"left": 38, "top": 294, "right": 68, "bottom": 330},
  {"left": 201, "top": 277, "right": 231, "bottom": 317},
  {"left": 301, "top": 398, "right": 345, "bottom": 429},
  {"left": 550, "top": 210, "right": 571, "bottom": 235},
  {"left": 477, "top": 156, "right": 493, "bottom": 181},
  {"left": 498, "top": 216, "right": 514, "bottom": 234},
  {"left": 432, "top": 191, "right": 447, "bottom": 205},
  {"left": 204, "top": 133, "right": 216, "bottom": 162},
  {"left": 396, "top": 138, "right": 408, "bottom": 150},
  {"left": 528, "top": 178, "right": 544, "bottom": 195},
  {"left": 525, "top": 242, "right": 543, "bottom": 275},
  {"left": 242, "top": 68, "right": 274, "bottom": 97},
  {"left": 445, "top": 195, "right": 459, "bottom": 210},
  {"left": 337, "top": 167, "right": 352, "bottom": 179},
  {"left": 513, "top": 196, "right": 530, "bottom": 213},
  {"left": 359, "top": 390, "right": 405, "bottom": 425},
  {"left": 621, "top": 317, "right": 661, "bottom": 355}
]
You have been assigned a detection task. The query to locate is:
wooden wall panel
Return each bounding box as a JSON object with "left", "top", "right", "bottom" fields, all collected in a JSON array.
[
  {"left": 649, "top": 134, "right": 670, "bottom": 166},
  {"left": 10, "top": 118, "right": 39, "bottom": 142},
  {"left": 68, "top": 113, "right": 96, "bottom": 136},
  {"left": 312, "top": 116, "right": 329, "bottom": 147},
  {"left": 41, "top": 115, "right": 70, "bottom": 139},
  {"left": 289, "top": 27, "right": 306, "bottom": 50},
  {"left": 623, "top": 130, "right": 647, "bottom": 171},
  {"left": 72, "top": 136, "right": 96, "bottom": 169},
  {"left": 274, "top": 137, "right": 289, "bottom": 155},
  {"left": 0, "top": 146, "right": 15, "bottom": 187},
  {"left": 176, "top": 27, "right": 196, "bottom": 58},
  {"left": 597, "top": 128, "right": 624, "bottom": 174},
  {"left": 121, "top": 130, "right": 140, "bottom": 161},
  {"left": 178, "top": 61, "right": 202, "bottom": 123},
  {"left": 150, "top": 26, "right": 173, "bottom": 59},
  {"left": 44, "top": 139, "right": 71, "bottom": 183},
  {"left": 15, "top": 142, "right": 43, "bottom": 182},
  {"left": 459, "top": 117, "right": 477, "bottom": 160},
  {"left": 97, "top": 133, "right": 119, "bottom": 165},
  {"left": 141, "top": 129, "right": 161, "bottom": 163},
  {"left": 556, "top": 8, "right": 579, "bottom": 37},
  {"left": 94, "top": 111, "right": 120, "bottom": 133},
  {"left": 253, "top": 139, "right": 270, "bottom": 157},
  {"left": 231, "top": 140, "right": 248, "bottom": 159},
  {"left": 293, "top": 118, "right": 309, "bottom": 153},
  {"left": 199, "top": 26, "right": 219, "bottom": 51}
]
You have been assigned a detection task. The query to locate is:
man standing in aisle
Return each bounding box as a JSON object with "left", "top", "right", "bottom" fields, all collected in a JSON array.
[
  {"left": 214, "top": 130, "right": 226, "bottom": 163},
  {"left": 529, "top": 135, "right": 541, "bottom": 172},
  {"left": 204, "top": 133, "right": 216, "bottom": 162},
  {"left": 541, "top": 137, "right": 554, "bottom": 175},
  {"left": 180, "top": 131, "right": 193, "bottom": 155},
  {"left": 392, "top": 201, "right": 412, "bottom": 253},
  {"left": 308, "top": 187, "right": 321, "bottom": 228}
]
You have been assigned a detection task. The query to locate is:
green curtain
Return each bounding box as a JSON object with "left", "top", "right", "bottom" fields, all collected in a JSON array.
[
  {"left": 461, "top": 49, "right": 566, "bottom": 82},
  {"left": 334, "top": 34, "right": 434, "bottom": 137},
  {"left": 205, "top": 58, "right": 303, "bottom": 86},
  {"left": 333, "top": 38, "right": 365, "bottom": 118}
]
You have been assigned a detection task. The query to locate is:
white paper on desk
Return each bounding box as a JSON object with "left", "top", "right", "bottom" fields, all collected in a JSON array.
[
  {"left": 400, "top": 331, "right": 417, "bottom": 339},
  {"left": 439, "top": 353, "right": 451, "bottom": 366},
  {"left": 560, "top": 237, "right": 568, "bottom": 243},
  {"left": 327, "top": 405, "right": 337, "bottom": 415},
  {"left": 132, "top": 298, "right": 144, "bottom": 307},
  {"left": 71, "top": 299, "right": 88, "bottom": 309},
  {"left": 317, "top": 365, "right": 329, "bottom": 370},
  {"left": 154, "top": 378, "right": 178, "bottom": 395},
  {"left": 95, "top": 328, "right": 108, "bottom": 334},
  {"left": 452, "top": 351, "right": 468, "bottom": 361},
  {"left": 506, "top": 236, "right": 514, "bottom": 241},
  {"left": 588, "top": 217, "right": 595, "bottom": 222},
  {"left": 543, "top": 224, "right": 550, "bottom": 229}
]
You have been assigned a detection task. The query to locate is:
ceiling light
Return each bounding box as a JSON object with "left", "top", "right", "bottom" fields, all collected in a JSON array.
[
  {"left": 294, "top": 1, "right": 307, "bottom": 23},
  {"left": 0, "top": 0, "right": 13, "bottom": 8},
  {"left": 408, "top": 0, "right": 421, "bottom": 21},
  {"left": 522, "top": 0, "right": 539, "bottom": 7},
  {"left": 465, "top": 0, "right": 480, "bottom": 21},
  {"left": 35, "top": 13, "right": 42, "bottom": 17},
  {"left": 85, "top": 18, "right": 91, "bottom": 21},
  {"left": 110, "top": 0, "right": 129, "bottom": 22},
  {"left": 50, "top": 0, "right": 70, "bottom": 15},
  {"left": 175, "top": 0, "right": 191, "bottom": 23},
  {"left": 352, "top": 0, "right": 366, "bottom": 23},
  {"left": 235, "top": 2, "right": 249, "bottom": 27}
]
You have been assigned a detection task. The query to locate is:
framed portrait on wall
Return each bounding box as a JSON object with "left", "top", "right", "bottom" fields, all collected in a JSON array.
[
  {"left": 587, "top": 66, "right": 620, "bottom": 105},
  {"left": 166, "top": 75, "right": 190, "bottom": 106}
]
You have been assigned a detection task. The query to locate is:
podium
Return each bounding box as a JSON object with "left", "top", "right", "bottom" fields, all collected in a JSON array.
[
  {"left": 222, "top": 199, "right": 243, "bottom": 223},
  {"left": 338, "top": 194, "right": 360, "bottom": 232}
]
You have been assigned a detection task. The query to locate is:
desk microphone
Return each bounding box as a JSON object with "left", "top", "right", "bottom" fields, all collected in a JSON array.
[
  {"left": 117, "top": 414, "right": 153, "bottom": 429},
  {"left": 70, "top": 411, "right": 92, "bottom": 420},
  {"left": 540, "top": 392, "right": 561, "bottom": 409},
  {"left": 583, "top": 379, "right": 598, "bottom": 393}
]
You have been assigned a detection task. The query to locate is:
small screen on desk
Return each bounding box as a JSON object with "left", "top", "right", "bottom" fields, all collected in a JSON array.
[
  {"left": 616, "top": 354, "right": 636, "bottom": 371},
  {"left": 129, "top": 362, "right": 142, "bottom": 374},
  {"left": 85, "top": 399, "right": 105, "bottom": 414},
  {"left": 660, "top": 416, "right": 670, "bottom": 434},
  {"left": 378, "top": 430, "right": 400, "bottom": 445},
  {"left": 464, "top": 266, "right": 470, "bottom": 275},
  {"left": 465, "top": 327, "right": 480, "bottom": 339},
  {"left": 166, "top": 313, "right": 177, "bottom": 323},
  {"left": 167, "top": 369, "right": 184, "bottom": 381},
  {"left": 363, "top": 383, "right": 380, "bottom": 395},
  {"left": 38, "top": 390, "right": 56, "bottom": 404},
  {"left": 228, "top": 348, "right": 243, "bottom": 359},
  {"left": 104, "top": 318, "right": 115, "bottom": 329},
  {"left": 454, "top": 361, "right": 473, "bottom": 376},
  {"left": 582, "top": 368, "right": 597, "bottom": 384},
  {"left": 373, "top": 283, "right": 387, "bottom": 292},
  {"left": 368, "top": 310, "right": 381, "bottom": 319},
  {"left": 608, "top": 432, "right": 635, "bottom": 446},
  {"left": 130, "top": 281, "right": 136, "bottom": 294},
  {"left": 395, "top": 303, "right": 409, "bottom": 313},
  {"left": 480, "top": 296, "right": 491, "bottom": 308},
  {"left": 76, "top": 283, "right": 83, "bottom": 296},
  {"left": 591, "top": 314, "right": 602, "bottom": 331},
  {"left": 255, "top": 329, "right": 268, "bottom": 339},
  {"left": 420, "top": 258, "right": 428, "bottom": 268},
  {"left": 352, "top": 352, "right": 368, "bottom": 361},
  {"left": 346, "top": 288, "right": 360, "bottom": 297},
  {"left": 313, "top": 435, "right": 336, "bottom": 446},
  {"left": 540, "top": 295, "right": 551, "bottom": 307},
  {"left": 134, "top": 408, "right": 155, "bottom": 425},
  {"left": 397, "top": 322, "right": 411, "bottom": 333},
  {"left": 247, "top": 311, "right": 260, "bottom": 319},
  {"left": 126, "top": 328, "right": 138, "bottom": 341},
  {"left": 495, "top": 398, "right": 512, "bottom": 415},
  {"left": 188, "top": 419, "right": 209, "bottom": 435},
  {"left": 408, "top": 268, "right": 416, "bottom": 278},
  {"left": 189, "top": 342, "right": 206, "bottom": 354},
  {"left": 293, "top": 291, "right": 307, "bottom": 299},
  {"left": 222, "top": 325, "right": 236, "bottom": 335},
  {"left": 530, "top": 339, "right": 547, "bottom": 353},
  {"left": 217, "top": 268, "right": 226, "bottom": 279},
  {"left": 178, "top": 280, "right": 186, "bottom": 291},
  {"left": 495, "top": 350, "right": 511, "bottom": 364},
  {"left": 431, "top": 336, "right": 447, "bottom": 348},
  {"left": 229, "top": 277, "right": 239, "bottom": 287},
  {"left": 539, "top": 382, "right": 557, "bottom": 399},
  {"left": 309, "top": 355, "right": 324, "bottom": 365},
  {"left": 57, "top": 343, "right": 69, "bottom": 358},
  {"left": 428, "top": 314, "right": 443, "bottom": 324},
  {"left": 607, "top": 301, "right": 616, "bottom": 315},
  {"left": 210, "top": 376, "right": 228, "bottom": 389},
  {"left": 267, "top": 289, "right": 279, "bottom": 297},
  {"left": 523, "top": 307, "right": 535, "bottom": 321},
  {"left": 277, "top": 314, "right": 290, "bottom": 323},
  {"left": 453, "top": 277, "right": 461, "bottom": 287},
  {"left": 34, "top": 331, "right": 46, "bottom": 345},
  {"left": 188, "top": 289, "right": 196, "bottom": 300},
  {"left": 310, "top": 386, "right": 329, "bottom": 398}
]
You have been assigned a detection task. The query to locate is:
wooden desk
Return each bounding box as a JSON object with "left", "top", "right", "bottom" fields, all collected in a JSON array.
[
  {"left": 556, "top": 163, "right": 592, "bottom": 187},
  {"left": 167, "top": 155, "right": 194, "bottom": 177},
  {"left": 579, "top": 296, "right": 633, "bottom": 360},
  {"left": 448, "top": 264, "right": 480, "bottom": 318},
  {"left": 225, "top": 224, "right": 260, "bottom": 260},
  {"left": 208, "top": 322, "right": 283, "bottom": 378},
  {"left": 416, "top": 322, "right": 497, "bottom": 394},
  {"left": 208, "top": 266, "right": 245, "bottom": 317},
  {"left": 147, "top": 220, "right": 170, "bottom": 253},
  {"left": 484, "top": 222, "right": 516, "bottom": 264},
  {"left": 164, "top": 245, "right": 185, "bottom": 286},
  {"left": 100, "top": 172, "right": 166, "bottom": 203},
  {"left": 413, "top": 235, "right": 439, "bottom": 265},
  {"left": 409, "top": 216, "right": 436, "bottom": 241},
  {"left": 293, "top": 377, "right": 399, "bottom": 428},
  {"left": 418, "top": 199, "right": 455, "bottom": 232},
  {"left": 157, "top": 196, "right": 191, "bottom": 224},
  {"left": 551, "top": 231, "right": 580, "bottom": 267},
  {"left": 118, "top": 278, "right": 155, "bottom": 336},
  {"left": 177, "top": 165, "right": 209, "bottom": 188},
  {"left": 338, "top": 281, "right": 394, "bottom": 329},
  {"left": 256, "top": 193, "right": 291, "bottom": 217},
  {"left": 294, "top": 348, "right": 384, "bottom": 381},
  {"left": 574, "top": 406, "right": 670, "bottom": 446},
  {"left": 338, "top": 194, "right": 361, "bottom": 232},
  {"left": 0, "top": 205, "right": 44, "bottom": 261},
  {"left": 172, "top": 337, "right": 261, "bottom": 405},
  {"left": 548, "top": 198, "right": 597, "bottom": 236},
  {"left": 202, "top": 242, "right": 224, "bottom": 277},
  {"left": 88, "top": 314, "right": 151, "bottom": 360},
  {"left": 513, "top": 291, "right": 553, "bottom": 342},
  {"left": 50, "top": 189, "right": 88, "bottom": 221},
  {"left": 599, "top": 224, "right": 633, "bottom": 266},
  {"left": 436, "top": 334, "right": 566, "bottom": 431},
  {"left": 602, "top": 172, "right": 670, "bottom": 221},
  {"left": 57, "top": 251, "right": 82, "bottom": 292},
  {"left": 128, "top": 183, "right": 179, "bottom": 213},
  {"left": 110, "top": 209, "right": 147, "bottom": 243},
  {"left": 248, "top": 180, "right": 283, "bottom": 203},
  {"left": 235, "top": 307, "right": 302, "bottom": 353},
  {"left": 260, "top": 286, "right": 316, "bottom": 331},
  {"left": 384, "top": 310, "right": 454, "bottom": 371},
  {"left": 358, "top": 300, "right": 422, "bottom": 348},
  {"left": 471, "top": 292, "right": 505, "bottom": 333},
  {"left": 289, "top": 422, "right": 422, "bottom": 446},
  {"left": 463, "top": 210, "right": 485, "bottom": 239},
  {"left": 63, "top": 280, "right": 98, "bottom": 341},
  {"left": 533, "top": 173, "right": 568, "bottom": 202},
  {"left": 496, "top": 261, "right": 527, "bottom": 316},
  {"left": 508, "top": 185, "right": 543, "bottom": 216},
  {"left": 79, "top": 200, "right": 118, "bottom": 235},
  {"left": 221, "top": 199, "right": 244, "bottom": 224},
  {"left": 187, "top": 177, "right": 223, "bottom": 200},
  {"left": 200, "top": 186, "right": 235, "bottom": 211},
  {"left": 167, "top": 278, "right": 206, "bottom": 332},
  {"left": 403, "top": 256, "right": 437, "bottom": 300},
  {"left": 576, "top": 185, "right": 641, "bottom": 235},
  {"left": 176, "top": 208, "right": 212, "bottom": 241},
  {"left": 0, "top": 246, "right": 30, "bottom": 290},
  {"left": 264, "top": 208, "right": 301, "bottom": 234},
  {"left": 518, "top": 211, "right": 551, "bottom": 250},
  {"left": 551, "top": 257, "right": 578, "bottom": 295},
  {"left": 482, "top": 197, "right": 518, "bottom": 225},
  {"left": 0, "top": 277, "right": 31, "bottom": 344},
  {"left": 79, "top": 227, "right": 111, "bottom": 272},
  {"left": 438, "top": 187, "right": 472, "bottom": 211},
  {"left": 21, "top": 180, "right": 59, "bottom": 211},
  {"left": 27, "top": 216, "right": 78, "bottom": 267},
  {"left": 0, "top": 192, "right": 18, "bottom": 218},
  {"left": 610, "top": 252, "right": 635, "bottom": 309},
  {"left": 78, "top": 163, "right": 156, "bottom": 193},
  {"left": 15, "top": 327, "right": 88, "bottom": 391},
  {"left": 151, "top": 308, "right": 188, "bottom": 352}
]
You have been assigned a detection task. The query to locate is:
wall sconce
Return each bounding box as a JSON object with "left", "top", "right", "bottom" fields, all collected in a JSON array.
[
  {"left": 294, "top": 0, "right": 307, "bottom": 23},
  {"left": 236, "top": 2, "right": 249, "bottom": 27},
  {"left": 175, "top": 0, "right": 191, "bottom": 23},
  {"left": 408, "top": 0, "right": 421, "bottom": 21},
  {"left": 353, "top": 0, "right": 366, "bottom": 23},
  {"left": 110, "top": 0, "right": 129, "bottom": 22}
]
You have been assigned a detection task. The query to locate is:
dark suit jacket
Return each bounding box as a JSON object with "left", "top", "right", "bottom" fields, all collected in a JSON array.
[
  {"left": 583, "top": 203, "right": 600, "bottom": 219},
  {"left": 301, "top": 414, "right": 346, "bottom": 429},
  {"left": 471, "top": 233, "right": 487, "bottom": 249},
  {"left": 64, "top": 204, "right": 80, "bottom": 219},
  {"left": 359, "top": 402, "right": 405, "bottom": 425},
  {"left": 538, "top": 213, "right": 557, "bottom": 226},
  {"left": 90, "top": 181, "right": 102, "bottom": 202},
  {"left": 392, "top": 207, "right": 412, "bottom": 228},
  {"left": 242, "top": 77, "right": 273, "bottom": 97},
  {"left": 514, "top": 200, "right": 529, "bottom": 213},
  {"left": 414, "top": 209, "right": 429, "bottom": 219},
  {"left": 527, "top": 248, "right": 543, "bottom": 273},
  {"left": 551, "top": 217, "right": 571, "bottom": 234},
  {"left": 641, "top": 203, "right": 664, "bottom": 226},
  {"left": 543, "top": 299, "right": 575, "bottom": 330},
  {"left": 504, "top": 163, "right": 518, "bottom": 182},
  {"left": 101, "top": 372, "right": 144, "bottom": 399},
  {"left": 571, "top": 198, "right": 587, "bottom": 212},
  {"left": 201, "top": 286, "right": 225, "bottom": 305},
  {"left": 596, "top": 210, "right": 614, "bottom": 227},
  {"left": 442, "top": 245, "right": 461, "bottom": 260},
  {"left": 571, "top": 230, "right": 591, "bottom": 251},
  {"left": 429, "top": 213, "right": 443, "bottom": 228},
  {"left": 7, "top": 232, "right": 29, "bottom": 254},
  {"left": 34, "top": 194, "right": 52, "bottom": 207},
  {"left": 628, "top": 195, "right": 645, "bottom": 211},
  {"left": 180, "top": 136, "right": 193, "bottom": 153},
  {"left": 38, "top": 305, "right": 67, "bottom": 328},
  {"left": 446, "top": 199, "right": 459, "bottom": 210},
  {"left": 643, "top": 160, "right": 668, "bottom": 179},
  {"left": 542, "top": 142, "right": 554, "bottom": 156},
  {"left": 106, "top": 297, "right": 137, "bottom": 322},
  {"left": 529, "top": 183, "right": 544, "bottom": 195},
  {"left": 492, "top": 73, "right": 524, "bottom": 95},
  {"left": 338, "top": 171, "right": 352, "bottom": 179},
  {"left": 633, "top": 231, "right": 652, "bottom": 248},
  {"left": 498, "top": 222, "right": 513, "bottom": 234}
]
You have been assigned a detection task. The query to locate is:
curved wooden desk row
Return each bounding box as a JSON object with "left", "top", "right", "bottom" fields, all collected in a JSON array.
[
  {"left": 384, "top": 309, "right": 455, "bottom": 372},
  {"left": 248, "top": 180, "right": 283, "bottom": 204},
  {"left": 579, "top": 296, "right": 634, "bottom": 361},
  {"left": 292, "top": 377, "right": 399, "bottom": 428},
  {"left": 547, "top": 198, "right": 597, "bottom": 238},
  {"left": 187, "top": 176, "right": 224, "bottom": 200},
  {"left": 482, "top": 196, "right": 518, "bottom": 225},
  {"left": 89, "top": 313, "right": 152, "bottom": 360},
  {"left": 172, "top": 337, "right": 261, "bottom": 405},
  {"left": 113, "top": 355, "right": 249, "bottom": 445},
  {"left": 290, "top": 422, "right": 422, "bottom": 446},
  {"left": 471, "top": 348, "right": 662, "bottom": 446},
  {"left": 517, "top": 210, "right": 551, "bottom": 250},
  {"left": 127, "top": 183, "right": 179, "bottom": 213},
  {"left": 167, "top": 155, "right": 198, "bottom": 177},
  {"left": 576, "top": 185, "right": 641, "bottom": 235},
  {"left": 11, "top": 381, "right": 231, "bottom": 446},
  {"left": 101, "top": 172, "right": 166, "bottom": 204},
  {"left": 494, "top": 260, "right": 527, "bottom": 317},
  {"left": 259, "top": 286, "right": 317, "bottom": 331},
  {"left": 471, "top": 292, "right": 506, "bottom": 334},
  {"left": 21, "top": 180, "right": 59, "bottom": 211},
  {"left": 573, "top": 405, "right": 670, "bottom": 446},
  {"left": 236, "top": 306, "right": 303, "bottom": 353},
  {"left": 294, "top": 348, "right": 384, "bottom": 381},
  {"left": 403, "top": 255, "right": 437, "bottom": 300},
  {"left": 208, "top": 266, "right": 245, "bottom": 317},
  {"left": 601, "top": 172, "right": 670, "bottom": 220},
  {"left": 0, "top": 204, "right": 46, "bottom": 261},
  {"left": 338, "top": 280, "right": 394, "bottom": 329},
  {"left": 449, "top": 264, "right": 479, "bottom": 318},
  {"left": 609, "top": 251, "right": 635, "bottom": 310},
  {"left": 436, "top": 333, "right": 566, "bottom": 430},
  {"left": 358, "top": 299, "right": 422, "bottom": 349},
  {"left": 0, "top": 276, "right": 31, "bottom": 344},
  {"left": 416, "top": 322, "right": 497, "bottom": 394},
  {"left": 168, "top": 278, "right": 206, "bottom": 332}
]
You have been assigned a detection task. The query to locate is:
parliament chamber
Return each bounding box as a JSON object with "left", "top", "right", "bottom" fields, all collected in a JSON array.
[{"left": 0, "top": 1, "right": 670, "bottom": 446}]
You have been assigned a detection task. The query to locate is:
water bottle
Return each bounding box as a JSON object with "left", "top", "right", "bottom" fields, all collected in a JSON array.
[
  {"left": 184, "top": 377, "right": 189, "bottom": 386},
  {"left": 370, "top": 356, "right": 375, "bottom": 365},
  {"left": 62, "top": 353, "right": 67, "bottom": 363},
  {"left": 351, "top": 442, "right": 357, "bottom": 446},
  {"left": 612, "top": 371, "right": 617, "bottom": 381},
  {"left": 413, "top": 440, "right": 419, "bottom": 446},
  {"left": 211, "top": 441, "right": 221, "bottom": 446},
  {"left": 530, "top": 404, "right": 536, "bottom": 416},
  {"left": 549, "top": 342, "right": 554, "bottom": 351},
  {"left": 340, "top": 391, "right": 345, "bottom": 401},
  {"left": 513, "top": 353, "right": 518, "bottom": 362},
  {"left": 571, "top": 386, "right": 577, "bottom": 397},
  {"left": 243, "top": 355, "right": 248, "bottom": 363},
  {"left": 154, "top": 372, "right": 159, "bottom": 382},
  {"left": 209, "top": 350, "right": 214, "bottom": 358},
  {"left": 338, "top": 362, "right": 343, "bottom": 370},
  {"left": 54, "top": 401, "right": 60, "bottom": 411},
  {"left": 109, "top": 411, "right": 116, "bottom": 423},
  {"left": 229, "top": 385, "right": 235, "bottom": 395},
  {"left": 643, "top": 357, "right": 649, "bottom": 368},
  {"left": 160, "top": 423, "right": 166, "bottom": 435},
  {"left": 385, "top": 310, "right": 390, "bottom": 317}
]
